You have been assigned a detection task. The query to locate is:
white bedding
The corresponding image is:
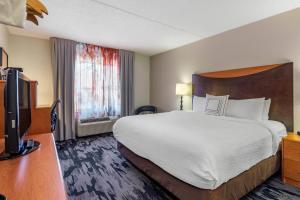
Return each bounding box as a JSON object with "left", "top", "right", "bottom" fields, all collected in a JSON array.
[{"left": 113, "top": 111, "right": 286, "bottom": 189}]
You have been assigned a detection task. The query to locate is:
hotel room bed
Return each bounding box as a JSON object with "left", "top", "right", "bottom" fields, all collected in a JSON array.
[
  {"left": 114, "top": 111, "right": 286, "bottom": 190},
  {"left": 113, "top": 63, "right": 293, "bottom": 200},
  {"left": 114, "top": 111, "right": 285, "bottom": 200}
]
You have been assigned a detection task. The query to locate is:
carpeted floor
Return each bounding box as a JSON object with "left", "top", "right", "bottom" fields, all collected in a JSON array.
[{"left": 57, "top": 133, "right": 300, "bottom": 200}]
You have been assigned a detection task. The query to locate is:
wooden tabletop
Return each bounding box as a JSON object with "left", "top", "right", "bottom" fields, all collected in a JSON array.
[
  {"left": 0, "top": 133, "right": 67, "bottom": 200},
  {"left": 284, "top": 133, "right": 300, "bottom": 142}
]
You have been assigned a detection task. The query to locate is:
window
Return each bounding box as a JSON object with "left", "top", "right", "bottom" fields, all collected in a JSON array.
[{"left": 74, "top": 44, "right": 120, "bottom": 120}]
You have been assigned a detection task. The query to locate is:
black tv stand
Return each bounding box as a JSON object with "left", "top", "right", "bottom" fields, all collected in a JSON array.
[{"left": 0, "top": 140, "right": 40, "bottom": 161}]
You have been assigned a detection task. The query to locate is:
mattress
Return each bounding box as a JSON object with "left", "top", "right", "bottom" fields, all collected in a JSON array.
[{"left": 113, "top": 111, "right": 286, "bottom": 189}]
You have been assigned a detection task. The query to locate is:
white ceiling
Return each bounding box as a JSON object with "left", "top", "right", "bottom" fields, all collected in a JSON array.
[{"left": 8, "top": 0, "right": 300, "bottom": 55}]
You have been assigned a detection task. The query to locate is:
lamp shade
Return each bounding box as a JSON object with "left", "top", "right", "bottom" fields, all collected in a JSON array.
[{"left": 176, "top": 83, "right": 192, "bottom": 96}]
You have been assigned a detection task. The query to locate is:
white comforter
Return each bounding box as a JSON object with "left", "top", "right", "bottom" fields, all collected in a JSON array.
[{"left": 113, "top": 111, "right": 285, "bottom": 189}]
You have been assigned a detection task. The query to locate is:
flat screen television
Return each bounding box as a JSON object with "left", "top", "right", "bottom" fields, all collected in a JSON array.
[{"left": 4, "top": 69, "right": 31, "bottom": 154}]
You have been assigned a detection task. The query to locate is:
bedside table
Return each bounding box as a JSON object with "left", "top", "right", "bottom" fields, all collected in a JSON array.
[{"left": 282, "top": 134, "right": 300, "bottom": 188}]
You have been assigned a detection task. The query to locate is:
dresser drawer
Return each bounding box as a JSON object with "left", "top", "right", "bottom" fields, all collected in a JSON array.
[
  {"left": 284, "top": 159, "right": 300, "bottom": 181},
  {"left": 284, "top": 140, "right": 300, "bottom": 161}
]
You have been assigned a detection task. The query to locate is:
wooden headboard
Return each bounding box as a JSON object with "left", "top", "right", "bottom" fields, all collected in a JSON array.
[{"left": 192, "top": 62, "right": 294, "bottom": 131}]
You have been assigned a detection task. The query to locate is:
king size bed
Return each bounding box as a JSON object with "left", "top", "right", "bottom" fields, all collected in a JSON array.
[{"left": 113, "top": 62, "right": 293, "bottom": 200}]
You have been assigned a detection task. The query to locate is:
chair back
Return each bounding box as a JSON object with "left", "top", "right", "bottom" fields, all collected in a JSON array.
[
  {"left": 50, "top": 99, "right": 60, "bottom": 132},
  {"left": 134, "top": 105, "right": 157, "bottom": 115}
]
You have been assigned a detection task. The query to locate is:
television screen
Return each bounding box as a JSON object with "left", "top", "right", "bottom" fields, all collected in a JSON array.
[
  {"left": 4, "top": 69, "right": 32, "bottom": 154},
  {"left": 18, "top": 78, "right": 31, "bottom": 138}
]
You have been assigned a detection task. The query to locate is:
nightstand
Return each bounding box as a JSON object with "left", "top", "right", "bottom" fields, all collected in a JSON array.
[{"left": 282, "top": 133, "right": 300, "bottom": 188}]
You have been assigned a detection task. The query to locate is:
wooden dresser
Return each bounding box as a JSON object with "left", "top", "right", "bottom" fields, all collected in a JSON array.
[
  {"left": 0, "top": 133, "right": 67, "bottom": 200},
  {"left": 282, "top": 134, "right": 300, "bottom": 188}
]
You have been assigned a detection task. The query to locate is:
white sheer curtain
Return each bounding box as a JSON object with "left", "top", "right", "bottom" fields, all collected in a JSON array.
[{"left": 74, "top": 43, "right": 121, "bottom": 120}]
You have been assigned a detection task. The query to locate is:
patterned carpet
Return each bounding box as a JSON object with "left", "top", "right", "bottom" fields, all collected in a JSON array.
[{"left": 57, "top": 133, "right": 300, "bottom": 200}]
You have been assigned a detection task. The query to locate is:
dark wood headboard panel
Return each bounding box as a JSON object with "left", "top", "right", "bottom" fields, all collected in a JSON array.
[{"left": 192, "top": 62, "right": 293, "bottom": 131}]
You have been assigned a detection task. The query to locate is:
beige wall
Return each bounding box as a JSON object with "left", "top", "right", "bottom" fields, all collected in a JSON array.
[
  {"left": 150, "top": 7, "right": 300, "bottom": 131},
  {"left": 8, "top": 34, "right": 150, "bottom": 108},
  {"left": 0, "top": 24, "right": 9, "bottom": 53},
  {"left": 134, "top": 53, "right": 150, "bottom": 109},
  {"left": 9, "top": 35, "right": 53, "bottom": 106}
]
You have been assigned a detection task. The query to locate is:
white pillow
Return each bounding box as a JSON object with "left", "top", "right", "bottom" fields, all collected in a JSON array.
[
  {"left": 225, "top": 98, "right": 265, "bottom": 120},
  {"left": 204, "top": 94, "right": 229, "bottom": 116},
  {"left": 193, "top": 96, "right": 206, "bottom": 113},
  {"left": 262, "top": 99, "right": 271, "bottom": 120}
]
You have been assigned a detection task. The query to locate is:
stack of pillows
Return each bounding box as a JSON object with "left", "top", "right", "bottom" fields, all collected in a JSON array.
[{"left": 193, "top": 94, "right": 271, "bottom": 121}]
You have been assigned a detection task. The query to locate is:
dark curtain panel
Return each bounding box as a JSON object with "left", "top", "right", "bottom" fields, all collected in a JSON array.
[
  {"left": 50, "top": 37, "right": 76, "bottom": 141},
  {"left": 120, "top": 50, "right": 134, "bottom": 116}
]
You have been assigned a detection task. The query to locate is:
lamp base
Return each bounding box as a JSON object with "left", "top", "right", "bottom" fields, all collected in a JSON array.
[{"left": 180, "top": 96, "right": 183, "bottom": 110}]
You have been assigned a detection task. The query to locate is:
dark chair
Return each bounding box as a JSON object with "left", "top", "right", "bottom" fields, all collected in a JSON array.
[
  {"left": 134, "top": 105, "right": 157, "bottom": 115},
  {"left": 50, "top": 99, "right": 60, "bottom": 132}
]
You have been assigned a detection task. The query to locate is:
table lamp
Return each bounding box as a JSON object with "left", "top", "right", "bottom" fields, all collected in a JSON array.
[{"left": 176, "top": 83, "right": 192, "bottom": 110}]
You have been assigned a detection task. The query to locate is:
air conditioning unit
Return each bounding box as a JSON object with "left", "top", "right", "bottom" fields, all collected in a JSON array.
[{"left": 76, "top": 117, "right": 118, "bottom": 137}]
